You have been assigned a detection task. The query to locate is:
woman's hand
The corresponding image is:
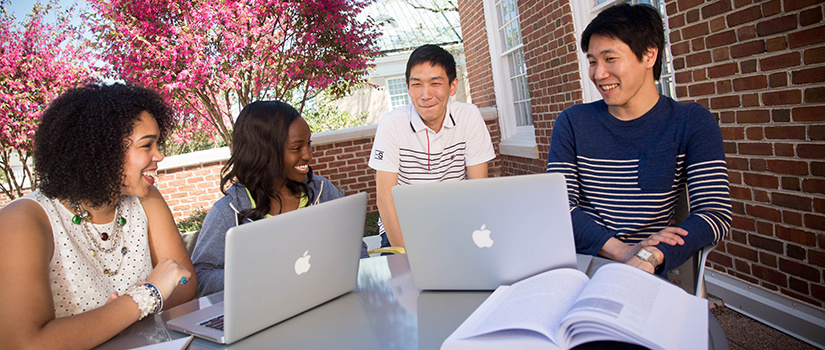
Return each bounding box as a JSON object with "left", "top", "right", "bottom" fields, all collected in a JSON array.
[
  {"left": 106, "top": 291, "right": 119, "bottom": 304},
  {"left": 144, "top": 257, "right": 192, "bottom": 302}
]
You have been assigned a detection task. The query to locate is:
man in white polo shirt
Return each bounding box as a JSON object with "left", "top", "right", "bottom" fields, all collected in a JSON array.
[{"left": 369, "top": 44, "right": 496, "bottom": 249}]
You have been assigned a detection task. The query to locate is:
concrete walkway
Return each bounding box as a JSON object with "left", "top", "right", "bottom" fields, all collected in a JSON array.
[{"left": 708, "top": 295, "right": 816, "bottom": 350}]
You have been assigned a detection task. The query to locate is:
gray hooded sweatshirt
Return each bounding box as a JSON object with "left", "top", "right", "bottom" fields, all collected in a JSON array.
[{"left": 191, "top": 175, "right": 368, "bottom": 297}]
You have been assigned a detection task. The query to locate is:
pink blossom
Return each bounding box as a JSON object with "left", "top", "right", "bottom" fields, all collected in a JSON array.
[
  {"left": 88, "top": 0, "right": 380, "bottom": 150},
  {"left": 1, "top": 0, "right": 98, "bottom": 199}
]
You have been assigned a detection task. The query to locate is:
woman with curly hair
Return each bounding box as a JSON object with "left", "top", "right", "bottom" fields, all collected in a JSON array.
[
  {"left": 0, "top": 84, "right": 196, "bottom": 349},
  {"left": 191, "top": 100, "right": 368, "bottom": 297}
]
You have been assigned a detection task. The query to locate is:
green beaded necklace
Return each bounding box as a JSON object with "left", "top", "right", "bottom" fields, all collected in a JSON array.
[
  {"left": 64, "top": 200, "right": 129, "bottom": 277},
  {"left": 69, "top": 202, "right": 126, "bottom": 241}
]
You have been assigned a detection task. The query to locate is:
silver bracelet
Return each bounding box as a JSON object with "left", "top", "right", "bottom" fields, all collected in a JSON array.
[{"left": 125, "top": 284, "right": 163, "bottom": 320}]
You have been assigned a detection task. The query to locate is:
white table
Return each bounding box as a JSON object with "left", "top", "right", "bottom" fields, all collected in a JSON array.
[{"left": 96, "top": 254, "right": 727, "bottom": 349}]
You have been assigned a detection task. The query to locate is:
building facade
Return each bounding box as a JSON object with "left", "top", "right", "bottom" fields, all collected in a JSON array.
[
  {"left": 457, "top": 0, "right": 825, "bottom": 325},
  {"left": 2, "top": 0, "right": 821, "bottom": 339}
]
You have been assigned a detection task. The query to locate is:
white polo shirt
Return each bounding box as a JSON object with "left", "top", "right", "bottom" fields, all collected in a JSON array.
[{"left": 369, "top": 102, "right": 496, "bottom": 185}]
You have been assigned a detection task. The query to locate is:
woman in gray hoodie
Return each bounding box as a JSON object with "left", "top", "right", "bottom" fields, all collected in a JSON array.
[{"left": 191, "top": 101, "right": 368, "bottom": 297}]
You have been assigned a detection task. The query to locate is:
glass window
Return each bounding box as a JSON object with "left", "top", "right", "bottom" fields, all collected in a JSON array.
[
  {"left": 493, "top": 0, "right": 532, "bottom": 127},
  {"left": 387, "top": 77, "right": 411, "bottom": 109}
]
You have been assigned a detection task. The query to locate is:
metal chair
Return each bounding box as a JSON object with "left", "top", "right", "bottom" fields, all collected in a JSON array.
[{"left": 669, "top": 184, "right": 716, "bottom": 298}]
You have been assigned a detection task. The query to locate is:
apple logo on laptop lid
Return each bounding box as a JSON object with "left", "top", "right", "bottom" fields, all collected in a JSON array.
[
  {"left": 472, "top": 225, "right": 494, "bottom": 248},
  {"left": 294, "top": 250, "right": 311, "bottom": 275}
]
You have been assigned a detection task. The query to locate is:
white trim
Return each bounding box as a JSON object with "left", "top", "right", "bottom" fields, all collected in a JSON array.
[
  {"left": 478, "top": 106, "right": 498, "bottom": 122},
  {"left": 386, "top": 76, "right": 410, "bottom": 109},
  {"left": 500, "top": 43, "right": 524, "bottom": 57},
  {"left": 483, "top": 0, "right": 517, "bottom": 140},
  {"left": 157, "top": 147, "right": 230, "bottom": 171},
  {"left": 483, "top": 0, "right": 538, "bottom": 154},
  {"left": 706, "top": 269, "right": 825, "bottom": 348},
  {"left": 569, "top": 1, "right": 601, "bottom": 104},
  {"left": 312, "top": 124, "right": 378, "bottom": 145},
  {"left": 478, "top": 106, "right": 538, "bottom": 159},
  {"left": 499, "top": 132, "right": 538, "bottom": 159},
  {"left": 158, "top": 124, "right": 379, "bottom": 171}
]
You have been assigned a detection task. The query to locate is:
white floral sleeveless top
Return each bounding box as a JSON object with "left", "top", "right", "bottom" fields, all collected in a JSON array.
[{"left": 23, "top": 191, "right": 153, "bottom": 317}]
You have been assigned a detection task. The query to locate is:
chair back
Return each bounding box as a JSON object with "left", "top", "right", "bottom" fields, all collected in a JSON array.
[{"left": 669, "top": 185, "right": 715, "bottom": 298}]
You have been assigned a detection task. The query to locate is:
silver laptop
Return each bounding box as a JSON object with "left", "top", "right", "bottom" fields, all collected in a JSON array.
[
  {"left": 167, "top": 192, "right": 367, "bottom": 344},
  {"left": 393, "top": 173, "right": 576, "bottom": 290}
]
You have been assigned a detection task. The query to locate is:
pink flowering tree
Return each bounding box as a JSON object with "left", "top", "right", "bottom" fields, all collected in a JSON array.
[
  {"left": 88, "top": 0, "right": 381, "bottom": 151},
  {"left": 0, "top": 0, "right": 96, "bottom": 200}
]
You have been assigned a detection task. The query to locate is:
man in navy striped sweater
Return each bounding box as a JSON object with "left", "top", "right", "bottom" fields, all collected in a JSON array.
[{"left": 546, "top": 4, "right": 731, "bottom": 275}]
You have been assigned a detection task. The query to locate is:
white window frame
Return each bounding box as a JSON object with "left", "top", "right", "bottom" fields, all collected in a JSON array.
[
  {"left": 386, "top": 76, "right": 411, "bottom": 109},
  {"left": 570, "top": 0, "right": 676, "bottom": 104},
  {"left": 482, "top": 0, "right": 538, "bottom": 159}
]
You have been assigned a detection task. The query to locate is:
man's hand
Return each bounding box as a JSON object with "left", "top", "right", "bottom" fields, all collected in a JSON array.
[
  {"left": 640, "top": 227, "right": 688, "bottom": 247},
  {"left": 625, "top": 245, "right": 664, "bottom": 274}
]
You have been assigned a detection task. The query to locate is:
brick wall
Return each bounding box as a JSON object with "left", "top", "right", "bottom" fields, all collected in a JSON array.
[
  {"left": 0, "top": 189, "right": 30, "bottom": 208},
  {"left": 458, "top": 0, "right": 582, "bottom": 176},
  {"left": 156, "top": 127, "right": 383, "bottom": 223},
  {"left": 156, "top": 116, "right": 502, "bottom": 223},
  {"left": 309, "top": 136, "right": 378, "bottom": 211},
  {"left": 456, "top": 0, "right": 505, "bottom": 176},
  {"left": 665, "top": 0, "right": 825, "bottom": 307},
  {"left": 520, "top": 0, "right": 583, "bottom": 162},
  {"left": 457, "top": 0, "right": 824, "bottom": 308},
  {"left": 157, "top": 161, "right": 224, "bottom": 221},
  {"left": 458, "top": 0, "right": 496, "bottom": 109},
  {"left": 2, "top": 118, "right": 502, "bottom": 234}
]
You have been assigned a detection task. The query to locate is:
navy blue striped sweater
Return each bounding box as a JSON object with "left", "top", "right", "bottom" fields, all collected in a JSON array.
[{"left": 546, "top": 96, "right": 731, "bottom": 272}]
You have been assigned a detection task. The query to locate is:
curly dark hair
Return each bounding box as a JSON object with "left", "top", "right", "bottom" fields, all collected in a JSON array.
[
  {"left": 34, "top": 83, "right": 174, "bottom": 208},
  {"left": 221, "top": 100, "right": 313, "bottom": 221}
]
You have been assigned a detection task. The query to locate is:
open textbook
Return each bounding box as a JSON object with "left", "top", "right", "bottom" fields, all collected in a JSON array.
[{"left": 442, "top": 263, "right": 708, "bottom": 350}]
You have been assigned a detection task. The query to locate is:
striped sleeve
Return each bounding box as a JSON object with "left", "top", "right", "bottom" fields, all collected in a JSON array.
[
  {"left": 656, "top": 106, "right": 732, "bottom": 272},
  {"left": 547, "top": 110, "right": 616, "bottom": 256}
]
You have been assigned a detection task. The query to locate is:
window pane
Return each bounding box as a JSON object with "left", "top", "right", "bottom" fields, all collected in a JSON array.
[
  {"left": 516, "top": 48, "right": 526, "bottom": 75},
  {"left": 522, "top": 75, "right": 531, "bottom": 99},
  {"left": 387, "top": 77, "right": 410, "bottom": 109},
  {"left": 505, "top": 0, "right": 516, "bottom": 23},
  {"left": 496, "top": 1, "right": 510, "bottom": 26},
  {"left": 511, "top": 77, "right": 522, "bottom": 100},
  {"left": 656, "top": 76, "right": 675, "bottom": 98},
  {"left": 387, "top": 78, "right": 407, "bottom": 95},
  {"left": 515, "top": 100, "right": 533, "bottom": 126},
  {"left": 508, "top": 51, "right": 518, "bottom": 77},
  {"left": 494, "top": 0, "right": 533, "bottom": 127}
]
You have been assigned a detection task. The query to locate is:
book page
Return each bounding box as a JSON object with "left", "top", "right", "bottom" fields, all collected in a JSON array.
[
  {"left": 558, "top": 263, "right": 708, "bottom": 350},
  {"left": 455, "top": 268, "right": 589, "bottom": 343}
]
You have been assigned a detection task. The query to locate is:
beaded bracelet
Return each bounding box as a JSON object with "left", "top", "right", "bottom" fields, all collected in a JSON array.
[
  {"left": 143, "top": 282, "right": 164, "bottom": 314},
  {"left": 125, "top": 283, "right": 163, "bottom": 320}
]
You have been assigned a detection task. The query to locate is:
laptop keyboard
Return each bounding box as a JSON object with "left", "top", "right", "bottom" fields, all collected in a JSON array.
[{"left": 199, "top": 314, "right": 224, "bottom": 331}]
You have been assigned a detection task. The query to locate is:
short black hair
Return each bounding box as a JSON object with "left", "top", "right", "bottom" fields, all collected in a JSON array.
[
  {"left": 405, "top": 44, "right": 457, "bottom": 84},
  {"left": 581, "top": 4, "right": 665, "bottom": 80},
  {"left": 221, "top": 100, "right": 313, "bottom": 221},
  {"left": 34, "top": 83, "right": 173, "bottom": 208}
]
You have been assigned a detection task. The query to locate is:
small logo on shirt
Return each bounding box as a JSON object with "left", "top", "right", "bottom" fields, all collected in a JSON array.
[{"left": 374, "top": 150, "right": 384, "bottom": 160}]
